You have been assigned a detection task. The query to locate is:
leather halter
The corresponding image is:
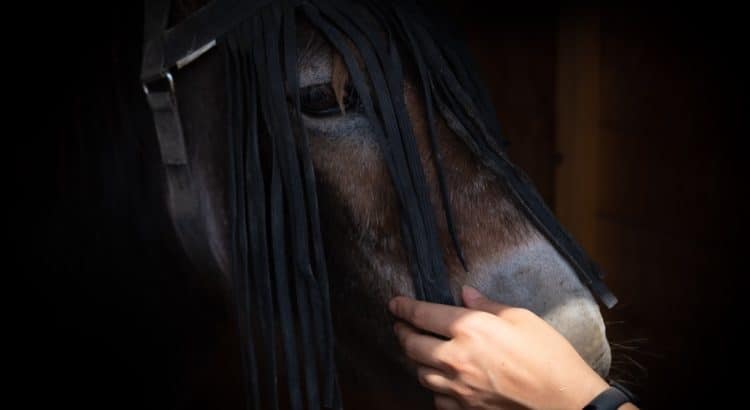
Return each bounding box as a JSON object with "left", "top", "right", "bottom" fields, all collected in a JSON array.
[{"left": 141, "top": 0, "right": 273, "bottom": 275}]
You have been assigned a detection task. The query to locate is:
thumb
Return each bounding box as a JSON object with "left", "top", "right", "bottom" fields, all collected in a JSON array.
[{"left": 462, "top": 286, "right": 508, "bottom": 314}]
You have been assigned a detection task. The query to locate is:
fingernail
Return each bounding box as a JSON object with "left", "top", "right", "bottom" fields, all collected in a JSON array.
[
  {"left": 388, "top": 298, "right": 398, "bottom": 313},
  {"left": 462, "top": 285, "right": 483, "bottom": 303}
]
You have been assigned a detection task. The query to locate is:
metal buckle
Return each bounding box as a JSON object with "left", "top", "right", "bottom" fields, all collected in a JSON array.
[{"left": 142, "top": 72, "right": 175, "bottom": 96}]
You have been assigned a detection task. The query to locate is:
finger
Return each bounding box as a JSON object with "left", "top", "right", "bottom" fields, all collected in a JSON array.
[
  {"left": 393, "top": 321, "right": 451, "bottom": 370},
  {"left": 461, "top": 286, "right": 513, "bottom": 316},
  {"left": 417, "top": 366, "right": 459, "bottom": 396},
  {"left": 434, "top": 394, "right": 462, "bottom": 410},
  {"left": 389, "top": 296, "right": 471, "bottom": 337}
]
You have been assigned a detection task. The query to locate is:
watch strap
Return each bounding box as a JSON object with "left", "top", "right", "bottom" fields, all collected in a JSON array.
[{"left": 583, "top": 381, "right": 638, "bottom": 409}]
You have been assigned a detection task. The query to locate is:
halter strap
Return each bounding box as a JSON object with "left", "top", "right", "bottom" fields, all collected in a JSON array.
[
  {"left": 140, "top": 0, "right": 253, "bottom": 279},
  {"left": 142, "top": 0, "right": 274, "bottom": 82},
  {"left": 139, "top": 0, "right": 271, "bottom": 275}
]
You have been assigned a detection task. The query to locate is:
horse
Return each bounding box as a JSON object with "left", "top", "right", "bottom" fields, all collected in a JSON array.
[{"left": 44, "top": 1, "right": 615, "bottom": 408}]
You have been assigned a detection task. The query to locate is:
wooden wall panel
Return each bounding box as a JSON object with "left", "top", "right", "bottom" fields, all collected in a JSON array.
[
  {"left": 555, "top": 11, "right": 601, "bottom": 254},
  {"left": 556, "top": 6, "right": 742, "bottom": 407},
  {"left": 453, "top": 7, "right": 559, "bottom": 205}
]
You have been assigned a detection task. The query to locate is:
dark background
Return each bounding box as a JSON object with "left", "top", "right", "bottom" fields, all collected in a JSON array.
[{"left": 14, "top": 1, "right": 743, "bottom": 409}]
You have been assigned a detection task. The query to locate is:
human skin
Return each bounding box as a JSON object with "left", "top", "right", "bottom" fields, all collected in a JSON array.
[{"left": 389, "top": 286, "right": 639, "bottom": 410}]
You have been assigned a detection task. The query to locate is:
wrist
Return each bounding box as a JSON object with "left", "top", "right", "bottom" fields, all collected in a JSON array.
[{"left": 567, "top": 371, "right": 609, "bottom": 409}]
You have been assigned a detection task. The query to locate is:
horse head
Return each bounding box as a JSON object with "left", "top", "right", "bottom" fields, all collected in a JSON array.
[{"left": 149, "top": 1, "right": 613, "bottom": 408}]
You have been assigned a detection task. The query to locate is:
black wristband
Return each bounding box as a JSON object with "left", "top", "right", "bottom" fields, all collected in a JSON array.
[{"left": 583, "top": 381, "right": 638, "bottom": 410}]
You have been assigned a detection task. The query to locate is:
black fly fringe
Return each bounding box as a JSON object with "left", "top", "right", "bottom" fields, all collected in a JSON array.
[
  {"left": 225, "top": 24, "right": 260, "bottom": 410},
  {"left": 218, "top": 1, "right": 616, "bottom": 409}
]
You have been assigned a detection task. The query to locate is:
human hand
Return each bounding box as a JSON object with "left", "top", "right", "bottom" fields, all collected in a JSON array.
[{"left": 389, "top": 286, "right": 612, "bottom": 410}]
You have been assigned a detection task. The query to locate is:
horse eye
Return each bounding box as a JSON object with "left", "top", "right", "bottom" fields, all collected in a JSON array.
[{"left": 300, "top": 82, "right": 360, "bottom": 117}]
